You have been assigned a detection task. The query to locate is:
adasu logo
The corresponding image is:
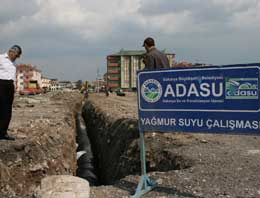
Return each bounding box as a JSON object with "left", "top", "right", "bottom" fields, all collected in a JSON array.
[
  {"left": 141, "top": 79, "right": 163, "bottom": 103},
  {"left": 225, "top": 78, "right": 258, "bottom": 99}
]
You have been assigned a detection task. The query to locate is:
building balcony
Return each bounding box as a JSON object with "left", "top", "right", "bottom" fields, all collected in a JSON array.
[
  {"left": 108, "top": 70, "right": 120, "bottom": 74},
  {"left": 109, "top": 77, "right": 120, "bottom": 81},
  {"left": 108, "top": 84, "right": 120, "bottom": 88},
  {"left": 108, "top": 63, "right": 120, "bottom": 67}
]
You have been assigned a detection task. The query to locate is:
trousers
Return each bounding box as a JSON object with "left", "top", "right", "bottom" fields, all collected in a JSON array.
[{"left": 0, "top": 79, "right": 14, "bottom": 136}]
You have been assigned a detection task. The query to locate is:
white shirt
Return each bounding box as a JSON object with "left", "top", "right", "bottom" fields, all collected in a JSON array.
[{"left": 0, "top": 53, "right": 16, "bottom": 81}]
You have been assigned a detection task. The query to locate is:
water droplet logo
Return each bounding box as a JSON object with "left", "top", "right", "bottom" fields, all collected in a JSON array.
[{"left": 141, "top": 79, "right": 162, "bottom": 103}]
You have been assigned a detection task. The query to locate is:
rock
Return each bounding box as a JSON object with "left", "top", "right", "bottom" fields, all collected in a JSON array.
[
  {"left": 0, "top": 162, "right": 10, "bottom": 182},
  {"left": 16, "top": 133, "right": 27, "bottom": 139},
  {"left": 200, "top": 139, "right": 208, "bottom": 143},
  {"left": 53, "top": 109, "right": 59, "bottom": 113},
  {"left": 26, "top": 104, "right": 35, "bottom": 108},
  {"left": 7, "top": 161, "right": 13, "bottom": 167},
  {"left": 14, "top": 104, "right": 22, "bottom": 108},
  {"left": 13, "top": 143, "right": 26, "bottom": 151},
  {"left": 24, "top": 145, "right": 31, "bottom": 154},
  {"left": 14, "top": 156, "right": 22, "bottom": 164},
  {"left": 155, "top": 178, "right": 163, "bottom": 185},
  {"left": 35, "top": 175, "right": 90, "bottom": 198},
  {"left": 29, "top": 161, "right": 49, "bottom": 172},
  {"left": 247, "top": 149, "right": 260, "bottom": 155},
  {"left": 26, "top": 98, "right": 41, "bottom": 104}
]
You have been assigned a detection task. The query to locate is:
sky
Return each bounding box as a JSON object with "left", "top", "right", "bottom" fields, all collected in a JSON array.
[{"left": 0, "top": 0, "right": 260, "bottom": 81}]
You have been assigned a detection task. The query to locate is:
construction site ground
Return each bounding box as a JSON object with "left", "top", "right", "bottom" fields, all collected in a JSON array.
[
  {"left": 0, "top": 91, "right": 81, "bottom": 198},
  {"left": 88, "top": 93, "right": 260, "bottom": 198},
  {"left": 0, "top": 91, "right": 260, "bottom": 198}
]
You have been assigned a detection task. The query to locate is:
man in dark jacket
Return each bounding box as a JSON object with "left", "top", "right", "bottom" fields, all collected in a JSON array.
[{"left": 142, "top": 37, "right": 170, "bottom": 70}]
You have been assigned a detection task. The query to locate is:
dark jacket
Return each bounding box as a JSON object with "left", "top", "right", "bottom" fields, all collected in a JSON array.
[{"left": 144, "top": 48, "right": 170, "bottom": 70}]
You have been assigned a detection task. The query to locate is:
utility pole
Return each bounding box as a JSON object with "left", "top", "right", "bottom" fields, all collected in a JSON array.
[{"left": 97, "top": 68, "right": 100, "bottom": 93}]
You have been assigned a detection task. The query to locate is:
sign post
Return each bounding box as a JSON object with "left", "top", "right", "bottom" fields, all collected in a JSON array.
[
  {"left": 131, "top": 132, "right": 157, "bottom": 198},
  {"left": 132, "top": 64, "right": 260, "bottom": 197}
]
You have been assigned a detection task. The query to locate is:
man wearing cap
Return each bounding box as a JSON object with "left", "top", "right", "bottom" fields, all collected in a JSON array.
[
  {"left": 142, "top": 37, "right": 170, "bottom": 70},
  {"left": 0, "top": 45, "right": 22, "bottom": 140}
]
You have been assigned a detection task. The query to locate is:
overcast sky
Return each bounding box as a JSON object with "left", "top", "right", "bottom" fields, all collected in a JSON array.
[{"left": 1, "top": 0, "right": 260, "bottom": 81}]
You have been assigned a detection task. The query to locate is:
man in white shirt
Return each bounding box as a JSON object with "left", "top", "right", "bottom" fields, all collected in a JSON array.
[{"left": 0, "top": 45, "right": 22, "bottom": 140}]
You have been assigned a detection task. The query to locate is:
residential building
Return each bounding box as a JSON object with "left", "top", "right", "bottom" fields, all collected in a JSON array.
[
  {"left": 42, "top": 76, "right": 51, "bottom": 91},
  {"left": 107, "top": 50, "right": 176, "bottom": 90},
  {"left": 50, "top": 79, "right": 61, "bottom": 91},
  {"left": 71, "top": 82, "right": 78, "bottom": 89},
  {"left": 16, "top": 64, "right": 42, "bottom": 92},
  {"left": 59, "top": 81, "right": 73, "bottom": 90},
  {"left": 92, "top": 78, "right": 106, "bottom": 92}
]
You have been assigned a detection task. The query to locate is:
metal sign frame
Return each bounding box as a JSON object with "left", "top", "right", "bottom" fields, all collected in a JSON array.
[{"left": 131, "top": 132, "right": 157, "bottom": 198}]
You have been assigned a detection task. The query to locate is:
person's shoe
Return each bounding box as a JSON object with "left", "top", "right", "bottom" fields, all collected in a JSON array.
[{"left": 0, "top": 134, "right": 15, "bottom": 141}]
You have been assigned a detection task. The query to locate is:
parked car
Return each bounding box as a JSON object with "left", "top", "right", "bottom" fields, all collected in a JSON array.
[{"left": 116, "top": 89, "right": 125, "bottom": 96}]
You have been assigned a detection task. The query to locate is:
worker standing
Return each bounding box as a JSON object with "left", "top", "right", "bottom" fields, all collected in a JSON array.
[
  {"left": 0, "top": 45, "right": 22, "bottom": 140},
  {"left": 142, "top": 37, "right": 170, "bottom": 70}
]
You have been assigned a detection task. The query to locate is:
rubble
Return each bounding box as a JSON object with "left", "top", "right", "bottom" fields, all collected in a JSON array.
[
  {"left": 0, "top": 91, "right": 82, "bottom": 197},
  {"left": 35, "top": 175, "right": 90, "bottom": 198}
]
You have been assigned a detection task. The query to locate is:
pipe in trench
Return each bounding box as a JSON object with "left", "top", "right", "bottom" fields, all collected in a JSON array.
[{"left": 75, "top": 112, "right": 99, "bottom": 186}]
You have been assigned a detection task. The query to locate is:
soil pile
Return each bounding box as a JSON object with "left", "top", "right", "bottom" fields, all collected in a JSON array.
[{"left": 0, "top": 91, "right": 82, "bottom": 197}]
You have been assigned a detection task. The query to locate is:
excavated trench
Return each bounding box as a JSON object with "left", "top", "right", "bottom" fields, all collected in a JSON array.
[
  {"left": 76, "top": 100, "right": 193, "bottom": 186},
  {"left": 75, "top": 113, "right": 99, "bottom": 186}
]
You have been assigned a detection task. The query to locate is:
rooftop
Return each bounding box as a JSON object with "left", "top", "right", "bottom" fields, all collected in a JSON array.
[
  {"left": 108, "top": 49, "right": 175, "bottom": 56},
  {"left": 110, "top": 50, "right": 146, "bottom": 56},
  {"left": 16, "top": 64, "right": 41, "bottom": 72}
]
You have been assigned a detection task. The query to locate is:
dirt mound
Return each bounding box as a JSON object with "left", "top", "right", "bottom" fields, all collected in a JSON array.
[{"left": 0, "top": 91, "right": 82, "bottom": 197}]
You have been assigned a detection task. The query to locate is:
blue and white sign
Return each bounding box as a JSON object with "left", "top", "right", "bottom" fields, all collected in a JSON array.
[{"left": 137, "top": 64, "right": 260, "bottom": 134}]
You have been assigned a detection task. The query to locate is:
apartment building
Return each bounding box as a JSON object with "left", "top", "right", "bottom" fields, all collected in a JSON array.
[
  {"left": 107, "top": 50, "right": 176, "bottom": 90},
  {"left": 16, "top": 64, "right": 42, "bottom": 92},
  {"left": 42, "top": 76, "right": 51, "bottom": 91}
]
